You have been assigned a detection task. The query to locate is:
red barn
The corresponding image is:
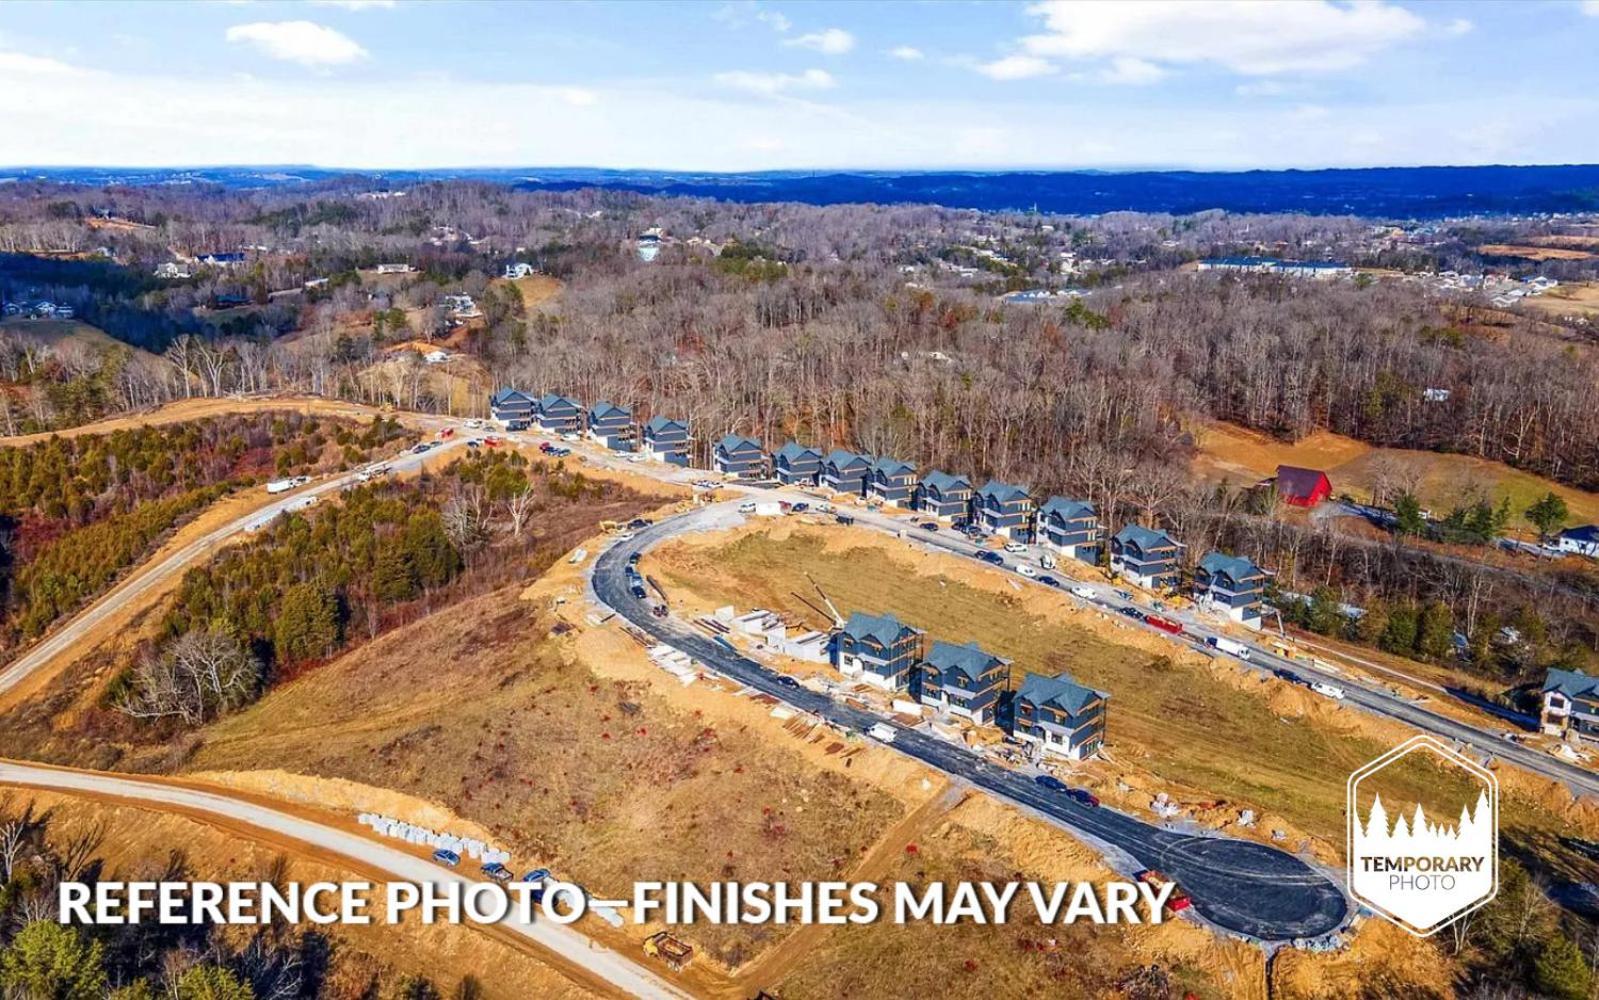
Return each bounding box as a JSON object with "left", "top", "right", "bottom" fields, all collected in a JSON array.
[{"left": 1274, "top": 465, "right": 1332, "bottom": 507}]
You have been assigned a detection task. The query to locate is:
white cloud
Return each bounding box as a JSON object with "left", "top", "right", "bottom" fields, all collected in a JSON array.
[
  {"left": 310, "top": 0, "right": 396, "bottom": 10},
  {"left": 0, "top": 51, "right": 83, "bottom": 77},
  {"left": 1235, "top": 79, "right": 1291, "bottom": 98},
  {"left": 1582, "top": 0, "right": 1599, "bottom": 15},
  {"left": 757, "top": 9, "right": 791, "bottom": 32},
  {"left": 1021, "top": 0, "right": 1425, "bottom": 76},
  {"left": 1100, "top": 56, "right": 1164, "bottom": 85},
  {"left": 225, "top": 21, "right": 368, "bottom": 66},
  {"left": 785, "top": 28, "right": 855, "bottom": 55},
  {"left": 976, "top": 54, "right": 1058, "bottom": 80},
  {"left": 714, "top": 3, "right": 790, "bottom": 33},
  {"left": 713, "top": 67, "right": 835, "bottom": 95},
  {"left": 888, "top": 46, "right": 924, "bottom": 61},
  {"left": 1443, "top": 18, "right": 1473, "bottom": 36}
]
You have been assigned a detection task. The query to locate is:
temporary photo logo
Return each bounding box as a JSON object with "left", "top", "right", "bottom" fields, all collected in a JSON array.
[{"left": 1347, "top": 735, "right": 1498, "bottom": 936}]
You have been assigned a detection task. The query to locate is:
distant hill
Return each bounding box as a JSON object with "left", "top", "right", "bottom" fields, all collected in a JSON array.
[{"left": 7, "top": 163, "right": 1599, "bottom": 218}]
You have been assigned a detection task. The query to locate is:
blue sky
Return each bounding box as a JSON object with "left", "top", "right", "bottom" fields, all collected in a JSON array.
[{"left": 3, "top": 0, "right": 1599, "bottom": 171}]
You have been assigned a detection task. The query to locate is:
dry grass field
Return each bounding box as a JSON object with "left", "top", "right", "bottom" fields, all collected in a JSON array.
[
  {"left": 646, "top": 523, "right": 1599, "bottom": 878},
  {"left": 1476, "top": 243, "right": 1598, "bottom": 261},
  {"left": 1191, "top": 420, "right": 1599, "bottom": 531}
]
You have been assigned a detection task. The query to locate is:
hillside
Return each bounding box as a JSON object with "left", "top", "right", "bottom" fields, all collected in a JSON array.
[{"left": 1191, "top": 420, "right": 1599, "bottom": 532}]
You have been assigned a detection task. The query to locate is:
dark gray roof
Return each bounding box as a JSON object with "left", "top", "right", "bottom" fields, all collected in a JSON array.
[
  {"left": 490, "top": 388, "right": 532, "bottom": 406},
  {"left": 871, "top": 456, "right": 917, "bottom": 478},
  {"left": 1560, "top": 525, "right": 1599, "bottom": 544},
  {"left": 1016, "top": 670, "right": 1104, "bottom": 715},
  {"left": 924, "top": 640, "right": 1007, "bottom": 684},
  {"left": 538, "top": 393, "right": 582, "bottom": 411},
  {"left": 977, "top": 480, "right": 1031, "bottom": 503},
  {"left": 920, "top": 470, "right": 971, "bottom": 493},
  {"left": 644, "top": 415, "right": 688, "bottom": 434},
  {"left": 1275, "top": 465, "right": 1331, "bottom": 499},
  {"left": 1039, "top": 496, "right": 1095, "bottom": 522},
  {"left": 1545, "top": 668, "right": 1599, "bottom": 699},
  {"left": 1198, "top": 551, "right": 1267, "bottom": 582},
  {"left": 824, "top": 449, "right": 870, "bottom": 470},
  {"left": 1113, "top": 524, "right": 1181, "bottom": 551},
  {"left": 775, "top": 441, "right": 821, "bottom": 463},
  {"left": 840, "top": 611, "right": 918, "bottom": 648}
]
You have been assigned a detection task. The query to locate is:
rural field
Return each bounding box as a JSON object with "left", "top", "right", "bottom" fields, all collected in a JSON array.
[
  {"left": 1190, "top": 419, "right": 1599, "bottom": 531},
  {"left": 645, "top": 522, "right": 1599, "bottom": 879}
]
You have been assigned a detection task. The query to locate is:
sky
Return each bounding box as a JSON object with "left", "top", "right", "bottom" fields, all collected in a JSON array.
[{"left": 3, "top": 0, "right": 1599, "bottom": 172}]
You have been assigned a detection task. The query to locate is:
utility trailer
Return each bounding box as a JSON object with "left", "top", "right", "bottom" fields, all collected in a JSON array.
[{"left": 643, "top": 931, "right": 694, "bottom": 971}]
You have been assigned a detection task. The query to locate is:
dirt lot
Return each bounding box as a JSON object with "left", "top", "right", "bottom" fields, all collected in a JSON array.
[
  {"left": 1476, "top": 243, "right": 1597, "bottom": 261},
  {"left": 1191, "top": 419, "right": 1599, "bottom": 530},
  {"left": 2, "top": 788, "right": 600, "bottom": 999},
  {"left": 644, "top": 522, "right": 1599, "bottom": 876}
]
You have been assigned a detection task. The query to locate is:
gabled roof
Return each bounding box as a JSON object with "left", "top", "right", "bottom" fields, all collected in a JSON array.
[
  {"left": 1197, "top": 551, "right": 1268, "bottom": 582},
  {"left": 538, "top": 393, "right": 582, "bottom": 411},
  {"left": 823, "top": 449, "right": 871, "bottom": 470},
  {"left": 839, "top": 611, "right": 919, "bottom": 648},
  {"left": 1113, "top": 523, "right": 1181, "bottom": 551},
  {"left": 644, "top": 415, "right": 688, "bottom": 434},
  {"left": 976, "top": 480, "right": 1031, "bottom": 504},
  {"left": 1275, "top": 465, "right": 1331, "bottom": 499},
  {"left": 1545, "top": 667, "right": 1599, "bottom": 699},
  {"left": 490, "top": 388, "right": 532, "bottom": 406},
  {"left": 870, "top": 456, "right": 917, "bottom": 478},
  {"left": 1016, "top": 670, "right": 1104, "bottom": 715},
  {"left": 1560, "top": 525, "right": 1599, "bottom": 544},
  {"left": 588, "top": 401, "right": 631, "bottom": 420},
  {"left": 920, "top": 470, "right": 971, "bottom": 493},
  {"left": 716, "top": 434, "right": 764, "bottom": 455},
  {"left": 775, "top": 441, "right": 821, "bottom": 464},
  {"left": 924, "top": 640, "right": 1007, "bottom": 684},
  {"left": 1039, "top": 496, "right": 1096, "bottom": 522}
]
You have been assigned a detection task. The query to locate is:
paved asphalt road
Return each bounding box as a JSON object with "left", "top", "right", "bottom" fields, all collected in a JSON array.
[
  {"left": 0, "top": 437, "right": 467, "bottom": 701},
  {"left": 590, "top": 506, "right": 1350, "bottom": 942},
  {"left": 0, "top": 761, "right": 689, "bottom": 1000}
]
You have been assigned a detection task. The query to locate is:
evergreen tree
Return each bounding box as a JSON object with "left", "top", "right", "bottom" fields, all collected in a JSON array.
[
  {"left": 0, "top": 921, "right": 108, "bottom": 1000},
  {"left": 175, "top": 965, "right": 256, "bottom": 1000},
  {"left": 1416, "top": 601, "right": 1456, "bottom": 661},
  {"left": 1525, "top": 491, "right": 1569, "bottom": 539},
  {"left": 1532, "top": 934, "right": 1592, "bottom": 1000},
  {"left": 273, "top": 580, "right": 341, "bottom": 665},
  {"left": 1393, "top": 491, "right": 1426, "bottom": 537}
]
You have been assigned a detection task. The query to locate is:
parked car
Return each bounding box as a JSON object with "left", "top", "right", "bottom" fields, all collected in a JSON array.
[
  {"left": 1310, "top": 682, "right": 1347, "bottom": 700},
  {"left": 981, "top": 551, "right": 1005, "bottom": 565},
  {"left": 1272, "top": 668, "right": 1305, "bottom": 685},
  {"left": 630, "top": 583, "right": 648, "bottom": 600},
  {"left": 1070, "top": 585, "right": 1097, "bottom": 600},
  {"left": 1034, "top": 774, "right": 1068, "bottom": 793},
  {"left": 521, "top": 868, "right": 552, "bottom": 902},
  {"left": 628, "top": 518, "right": 652, "bottom": 529},
  {"left": 738, "top": 502, "right": 758, "bottom": 514},
  {"left": 1114, "top": 589, "right": 1133, "bottom": 601},
  {"left": 791, "top": 502, "right": 809, "bottom": 513},
  {"left": 481, "top": 862, "right": 513, "bottom": 883},
  {"left": 432, "top": 848, "right": 460, "bottom": 868},
  {"left": 1067, "top": 788, "right": 1100, "bottom": 807},
  {"left": 1039, "top": 575, "right": 1060, "bottom": 588},
  {"left": 919, "top": 521, "right": 939, "bottom": 532},
  {"left": 1117, "top": 606, "right": 1145, "bottom": 621},
  {"left": 627, "top": 454, "right": 647, "bottom": 463},
  {"left": 411, "top": 443, "right": 433, "bottom": 455},
  {"left": 539, "top": 442, "right": 555, "bottom": 454},
  {"left": 1004, "top": 541, "right": 1027, "bottom": 554},
  {"left": 835, "top": 513, "right": 855, "bottom": 525},
  {"left": 465, "top": 418, "right": 483, "bottom": 429},
  {"left": 627, "top": 552, "right": 642, "bottom": 566},
  {"left": 466, "top": 439, "right": 482, "bottom": 449},
  {"left": 776, "top": 676, "right": 800, "bottom": 690},
  {"left": 1016, "top": 565, "right": 1038, "bottom": 578}
]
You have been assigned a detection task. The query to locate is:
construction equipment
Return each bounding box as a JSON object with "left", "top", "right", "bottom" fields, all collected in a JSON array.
[
  {"left": 806, "top": 573, "right": 845, "bottom": 627},
  {"left": 643, "top": 931, "right": 694, "bottom": 971}
]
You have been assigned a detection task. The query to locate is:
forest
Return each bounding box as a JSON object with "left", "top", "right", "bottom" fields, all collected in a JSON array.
[
  {"left": 0, "top": 415, "right": 411, "bottom": 656},
  {"left": 5, "top": 180, "right": 1599, "bottom": 683},
  {"left": 103, "top": 451, "right": 652, "bottom": 734}
]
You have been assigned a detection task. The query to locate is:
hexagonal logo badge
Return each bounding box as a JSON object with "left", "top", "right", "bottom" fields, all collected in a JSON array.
[{"left": 1347, "top": 735, "right": 1498, "bottom": 936}]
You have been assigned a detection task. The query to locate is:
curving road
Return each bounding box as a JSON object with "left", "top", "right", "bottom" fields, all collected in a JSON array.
[
  {"left": 0, "top": 437, "right": 467, "bottom": 702},
  {"left": 0, "top": 760, "right": 689, "bottom": 1000},
  {"left": 589, "top": 506, "right": 1350, "bottom": 942}
]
